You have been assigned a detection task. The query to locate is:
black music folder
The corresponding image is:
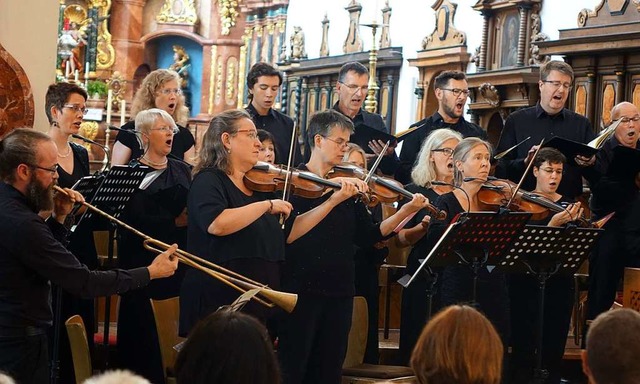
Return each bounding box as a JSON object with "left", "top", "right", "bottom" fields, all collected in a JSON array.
[
  {"left": 542, "top": 136, "right": 598, "bottom": 162},
  {"left": 608, "top": 145, "right": 640, "bottom": 179}
]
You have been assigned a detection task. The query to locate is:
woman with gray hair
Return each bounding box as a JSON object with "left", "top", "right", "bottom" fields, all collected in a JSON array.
[
  {"left": 423, "top": 137, "right": 510, "bottom": 346},
  {"left": 396, "top": 128, "right": 462, "bottom": 364},
  {"left": 116, "top": 108, "right": 192, "bottom": 382},
  {"left": 111, "top": 69, "right": 195, "bottom": 165}
]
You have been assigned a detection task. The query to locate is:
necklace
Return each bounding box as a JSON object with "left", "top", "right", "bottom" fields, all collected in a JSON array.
[
  {"left": 58, "top": 143, "right": 72, "bottom": 158},
  {"left": 142, "top": 156, "right": 168, "bottom": 167}
]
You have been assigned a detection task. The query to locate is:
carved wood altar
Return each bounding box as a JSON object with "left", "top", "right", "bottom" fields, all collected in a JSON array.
[
  {"left": 537, "top": 0, "right": 640, "bottom": 130},
  {"left": 0, "top": 43, "right": 34, "bottom": 136}
]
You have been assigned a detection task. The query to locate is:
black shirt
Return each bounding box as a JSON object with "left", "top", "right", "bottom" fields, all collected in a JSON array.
[
  {"left": 186, "top": 168, "right": 285, "bottom": 264},
  {"left": 283, "top": 165, "right": 385, "bottom": 297},
  {"left": 0, "top": 182, "right": 150, "bottom": 329},
  {"left": 246, "top": 103, "right": 302, "bottom": 166},
  {"left": 397, "top": 112, "right": 487, "bottom": 185},
  {"left": 495, "top": 103, "right": 595, "bottom": 199},
  {"left": 115, "top": 120, "right": 195, "bottom": 163},
  {"left": 330, "top": 103, "right": 399, "bottom": 175}
]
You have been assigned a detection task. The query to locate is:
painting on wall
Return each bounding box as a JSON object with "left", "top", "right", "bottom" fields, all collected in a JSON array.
[{"left": 500, "top": 12, "right": 519, "bottom": 68}]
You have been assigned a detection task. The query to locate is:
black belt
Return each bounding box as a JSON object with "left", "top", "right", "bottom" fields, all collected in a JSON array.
[{"left": 0, "top": 326, "right": 46, "bottom": 338}]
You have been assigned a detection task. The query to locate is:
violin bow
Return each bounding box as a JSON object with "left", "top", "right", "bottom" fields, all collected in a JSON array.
[
  {"left": 364, "top": 140, "right": 390, "bottom": 184},
  {"left": 279, "top": 121, "right": 298, "bottom": 227},
  {"left": 505, "top": 138, "right": 545, "bottom": 209},
  {"left": 494, "top": 136, "right": 531, "bottom": 160}
]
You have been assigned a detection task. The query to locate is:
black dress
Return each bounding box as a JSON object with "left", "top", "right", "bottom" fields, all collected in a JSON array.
[
  {"left": 397, "top": 184, "right": 442, "bottom": 365},
  {"left": 179, "top": 168, "right": 286, "bottom": 337},
  {"left": 116, "top": 159, "right": 191, "bottom": 382},
  {"left": 50, "top": 142, "right": 97, "bottom": 384}
]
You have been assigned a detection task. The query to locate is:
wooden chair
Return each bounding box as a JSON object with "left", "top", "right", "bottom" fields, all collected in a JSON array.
[
  {"left": 150, "top": 297, "right": 185, "bottom": 384},
  {"left": 65, "top": 315, "right": 93, "bottom": 384},
  {"left": 342, "top": 296, "right": 415, "bottom": 384}
]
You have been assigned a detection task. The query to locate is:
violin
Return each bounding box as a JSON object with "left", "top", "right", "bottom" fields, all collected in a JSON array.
[
  {"left": 244, "top": 161, "right": 345, "bottom": 199},
  {"left": 476, "top": 178, "right": 594, "bottom": 227},
  {"left": 326, "top": 162, "right": 447, "bottom": 220}
]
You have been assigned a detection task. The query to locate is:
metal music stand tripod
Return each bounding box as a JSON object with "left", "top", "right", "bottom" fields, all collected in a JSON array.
[
  {"left": 496, "top": 224, "right": 603, "bottom": 384},
  {"left": 399, "top": 211, "right": 531, "bottom": 314},
  {"left": 69, "top": 165, "right": 147, "bottom": 370}
]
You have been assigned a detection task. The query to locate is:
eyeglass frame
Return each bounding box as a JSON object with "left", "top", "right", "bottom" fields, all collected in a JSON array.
[
  {"left": 538, "top": 167, "right": 564, "bottom": 176},
  {"left": 431, "top": 148, "right": 455, "bottom": 157},
  {"left": 234, "top": 129, "right": 259, "bottom": 140},
  {"left": 338, "top": 81, "right": 369, "bottom": 94},
  {"left": 26, "top": 163, "right": 59, "bottom": 174},
  {"left": 62, "top": 104, "right": 89, "bottom": 115},
  {"left": 439, "top": 88, "right": 471, "bottom": 97},
  {"left": 321, "top": 135, "right": 349, "bottom": 149},
  {"left": 149, "top": 126, "right": 180, "bottom": 134},
  {"left": 541, "top": 80, "right": 573, "bottom": 90},
  {"left": 619, "top": 116, "right": 640, "bottom": 124},
  {"left": 157, "top": 88, "right": 183, "bottom": 96}
]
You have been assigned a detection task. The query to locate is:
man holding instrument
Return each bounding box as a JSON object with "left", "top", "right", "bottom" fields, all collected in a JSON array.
[
  {"left": 397, "top": 70, "right": 487, "bottom": 185},
  {"left": 0, "top": 128, "right": 178, "bottom": 384}
]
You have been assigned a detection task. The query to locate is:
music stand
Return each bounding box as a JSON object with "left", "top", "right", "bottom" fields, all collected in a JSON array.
[
  {"left": 496, "top": 225, "right": 603, "bottom": 383},
  {"left": 399, "top": 211, "right": 531, "bottom": 313},
  {"left": 72, "top": 165, "right": 148, "bottom": 369}
]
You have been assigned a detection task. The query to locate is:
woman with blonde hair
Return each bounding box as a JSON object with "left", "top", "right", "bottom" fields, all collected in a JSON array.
[
  {"left": 397, "top": 128, "right": 462, "bottom": 364},
  {"left": 111, "top": 69, "right": 195, "bottom": 165},
  {"left": 411, "top": 305, "right": 503, "bottom": 384}
]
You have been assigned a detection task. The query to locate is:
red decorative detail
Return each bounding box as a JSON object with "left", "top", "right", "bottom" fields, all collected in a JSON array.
[{"left": 0, "top": 42, "right": 35, "bottom": 137}]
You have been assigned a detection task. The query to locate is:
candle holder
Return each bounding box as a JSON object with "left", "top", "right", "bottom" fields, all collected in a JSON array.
[{"left": 361, "top": 20, "right": 380, "bottom": 114}]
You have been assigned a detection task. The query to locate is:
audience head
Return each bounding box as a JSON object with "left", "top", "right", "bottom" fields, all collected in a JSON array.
[
  {"left": 82, "top": 370, "right": 150, "bottom": 384},
  {"left": 175, "top": 310, "right": 279, "bottom": 384},
  {"left": 452, "top": 137, "right": 492, "bottom": 187},
  {"left": 131, "top": 69, "right": 188, "bottom": 125},
  {"left": 411, "top": 305, "right": 503, "bottom": 384},
  {"left": 611, "top": 101, "right": 640, "bottom": 148},
  {"left": 257, "top": 129, "right": 276, "bottom": 164},
  {"left": 195, "top": 109, "right": 255, "bottom": 175},
  {"left": 582, "top": 308, "right": 640, "bottom": 384},
  {"left": 412, "top": 128, "right": 462, "bottom": 187},
  {"left": 45, "top": 82, "right": 88, "bottom": 128}
]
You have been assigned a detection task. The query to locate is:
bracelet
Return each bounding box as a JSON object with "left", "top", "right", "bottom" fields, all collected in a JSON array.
[{"left": 268, "top": 200, "right": 274, "bottom": 214}]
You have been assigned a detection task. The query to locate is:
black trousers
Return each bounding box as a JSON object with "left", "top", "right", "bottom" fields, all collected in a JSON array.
[
  {"left": 508, "top": 274, "right": 574, "bottom": 384},
  {"left": 278, "top": 293, "right": 353, "bottom": 384},
  {"left": 0, "top": 333, "right": 48, "bottom": 384}
]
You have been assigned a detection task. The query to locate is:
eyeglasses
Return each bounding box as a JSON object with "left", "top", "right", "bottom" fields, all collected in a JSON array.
[
  {"left": 27, "top": 163, "right": 59, "bottom": 174},
  {"left": 432, "top": 148, "right": 455, "bottom": 157},
  {"left": 149, "top": 126, "right": 180, "bottom": 134},
  {"left": 158, "top": 88, "right": 183, "bottom": 96},
  {"left": 541, "top": 80, "right": 573, "bottom": 90},
  {"left": 63, "top": 104, "right": 88, "bottom": 115},
  {"left": 235, "top": 129, "right": 259, "bottom": 140},
  {"left": 440, "top": 88, "right": 470, "bottom": 97},
  {"left": 339, "top": 81, "right": 369, "bottom": 94},
  {"left": 322, "top": 136, "right": 349, "bottom": 149},
  {"left": 619, "top": 116, "right": 640, "bottom": 124},
  {"left": 539, "top": 167, "right": 564, "bottom": 175}
]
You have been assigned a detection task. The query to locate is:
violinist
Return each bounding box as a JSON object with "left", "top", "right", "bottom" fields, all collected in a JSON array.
[
  {"left": 508, "top": 147, "right": 583, "bottom": 384},
  {"left": 585, "top": 101, "right": 640, "bottom": 321},
  {"left": 396, "top": 128, "right": 463, "bottom": 364},
  {"left": 278, "top": 110, "right": 429, "bottom": 384},
  {"left": 424, "top": 137, "right": 511, "bottom": 344}
]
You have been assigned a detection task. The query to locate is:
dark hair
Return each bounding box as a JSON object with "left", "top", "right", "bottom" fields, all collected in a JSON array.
[
  {"left": 257, "top": 129, "right": 275, "bottom": 144},
  {"left": 0, "top": 128, "right": 52, "bottom": 183},
  {"left": 194, "top": 109, "right": 252, "bottom": 175},
  {"left": 45, "top": 82, "right": 88, "bottom": 125},
  {"left": 434, "top": 71, "right": 467, "bottom": 91},
  {"left": 540, "top": 60, "right": 574, "bottom": 83},
  {"left": 247, "top": 62, "right": 283, "bottom": 91},
  {"left": 306, "top": 109, "right": 354, "bottom": 149},
  {"left": 175, "top": 311, "right": 280, "bottom": 384},
  {"left": 532, "top": 147, "right": 566, "bottom": 169},
  {"left": 338, "top": 62, "right": 369, "bottom": 83},
  {"left": 586, "top": 309, "right": 640, "bottom": 384}
]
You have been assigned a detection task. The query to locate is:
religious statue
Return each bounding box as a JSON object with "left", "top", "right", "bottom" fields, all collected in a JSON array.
[
  {"left": 290, "top": 26, "right": 307, "bottom": 60},
  {"left": 57, "top": 15, "right": 89, "bottom": 79},
  {"left": 168, "top": 45, "right": 192, "bottom": 109}
]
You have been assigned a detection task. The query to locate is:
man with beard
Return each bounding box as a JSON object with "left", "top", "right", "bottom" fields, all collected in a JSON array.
[
  {"left": 584, "top": 102, "right": 640, "bottom": 322},
  {"left": 0, "top": 128, "right": 179, "bottom": 384},
  {"left": 397, "top": 71, "right": 487, "bottom": 185}
]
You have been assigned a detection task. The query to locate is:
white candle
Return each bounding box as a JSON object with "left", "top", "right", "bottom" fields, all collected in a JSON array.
[
  {"left": 120, "top": 100, "right": 126, "bottom": 126},
  {"left": 106, "top": 89, "right": 113, "bottom": 125},
  {"left": 65, "top": 62, "right": 70, "bottom": 79},
  {"left": 85, "top": 62, "right": 90, "bottom": 76},
  {"left": 74, "top": 70, "right": 79, "bottom": 83}
]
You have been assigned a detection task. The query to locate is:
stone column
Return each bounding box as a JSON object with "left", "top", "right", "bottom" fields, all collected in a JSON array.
[{"left": 110, "top": 0, "right": 145, "bottom": 81}]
